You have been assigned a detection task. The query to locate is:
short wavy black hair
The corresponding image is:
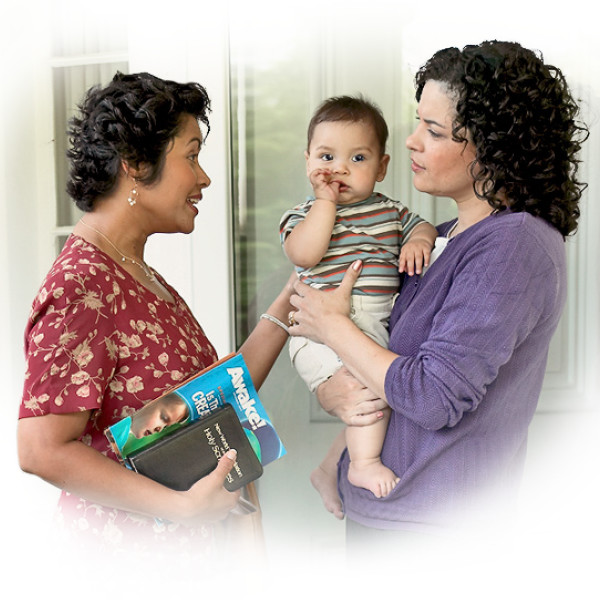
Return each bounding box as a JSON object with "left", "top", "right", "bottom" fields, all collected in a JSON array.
[
  {"left": 307, "top": 95, "right": 389, "bottom": 155},
  {"left": 415, "top": 41, "right": 588, "bottom": 237},
  {"left": 66, "top": 72, "right": 211, "bottom": 211}
]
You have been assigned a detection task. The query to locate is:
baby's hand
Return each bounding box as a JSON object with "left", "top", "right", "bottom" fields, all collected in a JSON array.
[
  {"left": 309, "top": 168, "right": 340, "bottom": 204},
  {"left": 398, "top": 238, "right": 432, "bottom": 276}
]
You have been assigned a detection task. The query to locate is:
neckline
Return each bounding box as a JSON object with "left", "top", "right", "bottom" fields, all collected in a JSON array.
[
  {"left": 445, "top": 219, "right": 459, "bottom": 239},
  {"left": 70, "top": 234, "right": 177, "bottom": 307}
]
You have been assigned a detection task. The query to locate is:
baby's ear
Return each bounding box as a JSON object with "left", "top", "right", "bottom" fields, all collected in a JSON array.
[{"left": 377, "top": 154, "right": 391, "bottom": 182}]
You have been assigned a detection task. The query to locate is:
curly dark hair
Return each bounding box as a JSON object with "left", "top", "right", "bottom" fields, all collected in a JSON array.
[
  {"left": 307, "top": 95, "right": 389, "bottom": 155},
  {"left": 415, "top": 41, "right": 588, "bottom": 237},
  {"left": 66, "top": 72, "right": 211, "bottom": 211}
]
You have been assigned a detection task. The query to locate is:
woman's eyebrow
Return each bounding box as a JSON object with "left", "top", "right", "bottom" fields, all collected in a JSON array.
[
  {"left": 416, "top": 111, "right": 447, "bottom": 129},
  {"left": 424, "top": 118, "right": 446, "bottom": 129}
]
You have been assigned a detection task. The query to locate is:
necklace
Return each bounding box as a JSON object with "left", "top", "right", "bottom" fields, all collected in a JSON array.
[{"left": 80, "top": 219, "right": 156, "bottom": 282}]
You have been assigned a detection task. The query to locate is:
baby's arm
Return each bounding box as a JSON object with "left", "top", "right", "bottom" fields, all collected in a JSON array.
[
  {"left": 398, "top": 221, "right": 437, "bottom": 276},
  {"left": 283, "top": 169, "right": 339, "bottom": 269}
]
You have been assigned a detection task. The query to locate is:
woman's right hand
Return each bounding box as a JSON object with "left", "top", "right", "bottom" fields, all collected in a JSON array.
[
  {"left": 177, "top": 450, "right": 241, "bottom": 526},
  {"left": 316, "top": 367, "right": 388, "bottom": 426}
]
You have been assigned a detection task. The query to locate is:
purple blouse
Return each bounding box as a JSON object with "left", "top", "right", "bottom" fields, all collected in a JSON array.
[{"left": 337, "top": 211, "right": 567, "bottom": 532}]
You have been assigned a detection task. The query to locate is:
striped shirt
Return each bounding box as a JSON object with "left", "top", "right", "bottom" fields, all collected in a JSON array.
[{"left": 280, "top": 192, "right": 424, "bottom": 296}]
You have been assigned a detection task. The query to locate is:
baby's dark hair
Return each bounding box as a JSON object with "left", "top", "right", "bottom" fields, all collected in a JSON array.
[
  {"left": 307, "top": 95, "right": 388, "bottom": 155},
  {"left": 66, "top": 72, "right": 211, "bottom": 211},
  {"left": 415, "top": 40, "right": 588, "bottom": 237}
]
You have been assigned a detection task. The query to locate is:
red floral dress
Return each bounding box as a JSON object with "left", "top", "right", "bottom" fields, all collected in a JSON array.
[{"left": 20, "top": 235, "right": 219, "bottom": 552}]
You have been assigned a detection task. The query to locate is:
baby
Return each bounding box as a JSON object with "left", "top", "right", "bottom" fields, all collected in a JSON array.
[{"left": 279, "top": 96, "right": 436, "bottom": 512}]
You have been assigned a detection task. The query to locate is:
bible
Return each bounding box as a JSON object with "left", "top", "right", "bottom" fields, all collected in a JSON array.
[{"left": 126, "top": 403, "right": 263, "bottom": 492}]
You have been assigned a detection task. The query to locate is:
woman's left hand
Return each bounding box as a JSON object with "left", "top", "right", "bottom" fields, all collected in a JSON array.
[{"left": 289, "top": 260, "right": 362, "bottom": 345}]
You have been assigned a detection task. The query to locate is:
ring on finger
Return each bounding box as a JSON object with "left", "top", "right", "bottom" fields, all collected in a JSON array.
[{"left": 288, "top": 311, "right": 298, "bottom": 327}]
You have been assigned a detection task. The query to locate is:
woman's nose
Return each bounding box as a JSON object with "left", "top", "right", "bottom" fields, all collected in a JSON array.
[
  {"left": 406, "top": 127, "right": 423, "bottom": 151},
  {"left": 197, "top": 164, "right": 211, "bottom": 188},
  {"left": 406, "top": 129, "right": 418, "bottom": 150}
]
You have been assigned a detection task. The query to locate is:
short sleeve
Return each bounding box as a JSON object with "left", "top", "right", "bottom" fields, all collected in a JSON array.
[
  {"left": 20, "top": 263, "right": 119, "bottom": 417},
  {"left": 279, "top": 199, "right": 312, "bottom": 244},
  {"left": 398, "top": 206, "right": 425, "bottom": 245}
]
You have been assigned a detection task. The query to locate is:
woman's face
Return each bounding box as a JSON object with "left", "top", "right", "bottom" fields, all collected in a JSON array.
[
  {"left": 139, "top": 114, "right": 211, "bottom": 234},
  {"left": 406, "top": 80, "right": 478, "bottom": 203}
]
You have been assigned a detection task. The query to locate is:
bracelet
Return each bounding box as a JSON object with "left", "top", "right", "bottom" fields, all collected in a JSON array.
[{"left": 260, "top": 313, "right": 289, "bottom": 334}]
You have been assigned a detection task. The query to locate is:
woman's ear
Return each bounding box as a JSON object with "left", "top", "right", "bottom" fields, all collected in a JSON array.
[{"left": 121, "top": 160, "right": 147, "bottom": 181}]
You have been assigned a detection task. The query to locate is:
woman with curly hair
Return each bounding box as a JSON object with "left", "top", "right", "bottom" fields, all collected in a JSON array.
[
  {"left": 289, "top": 41, "right": 588, "bottom": 550},
  {"left": 17, "top": 72, "right": 294, "bottom": 556}
]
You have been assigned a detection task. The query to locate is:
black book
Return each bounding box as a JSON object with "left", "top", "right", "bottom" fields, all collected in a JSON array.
[{"left": 126, "top": 404, "right": 263, "bottom": 492}]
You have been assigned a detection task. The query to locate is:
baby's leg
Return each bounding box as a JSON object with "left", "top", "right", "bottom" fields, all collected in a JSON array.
[
  {"left": 346, "top": 408, "right": 399, "bottom": 498},
  {"left": 310, "top": 430, "right": 345, "bottom": 519}
]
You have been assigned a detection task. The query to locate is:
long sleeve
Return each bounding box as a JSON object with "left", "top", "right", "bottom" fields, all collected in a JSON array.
[
  {"left": 385, "top": 215, "right": 563, "bottom": 430},
  {"left": 337, "top": 211, "right": 567, "bottom": 531}
]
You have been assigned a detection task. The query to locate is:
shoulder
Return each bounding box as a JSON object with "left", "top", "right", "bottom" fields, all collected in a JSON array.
[
  {"left": 284, "top": 196, "right": 315, "bottom": 213},
  {"left": 367, "top": 192, "right": 407, "bottom": 210},
  {"left": 28, "top": 236, "right": 129, "bottom": 327},
  {"left": 475, "top": 211, "right": 564, "bottom": 260},
  {"left": 452, "top": 211, "right": 566, "bottom": 290},
  {"left": 280, "top": 197, "right": 314, "bottom": 229},
  {"left": 48, "top": 235, "right": 123, "bottom": 281}
]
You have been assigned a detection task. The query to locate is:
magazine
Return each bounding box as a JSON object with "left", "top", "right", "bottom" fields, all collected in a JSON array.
[{"left": 105, "top": 353, "right": 286, "bottom": 489}]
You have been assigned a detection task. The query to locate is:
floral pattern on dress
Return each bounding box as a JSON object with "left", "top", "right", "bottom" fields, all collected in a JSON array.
[{"left": 20, "top": 235, "right": 219, "bottom": 551}]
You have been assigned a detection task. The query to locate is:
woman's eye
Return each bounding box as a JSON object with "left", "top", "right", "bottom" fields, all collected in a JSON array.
[
  {"left": 428, "top": 130, "right": 442, "bottom": 139},
  {"left": 352, "top": 154, "right": 366, "bottom": 162}
]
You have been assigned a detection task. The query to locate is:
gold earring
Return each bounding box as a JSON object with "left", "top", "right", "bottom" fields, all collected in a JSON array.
[{"left": 127, "top": 178, "right": 138, "bottom": 206}]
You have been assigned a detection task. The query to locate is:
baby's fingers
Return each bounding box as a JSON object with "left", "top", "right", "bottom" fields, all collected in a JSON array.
[{"left": 398, "top": 250, "right": 417, "bottom": 276}]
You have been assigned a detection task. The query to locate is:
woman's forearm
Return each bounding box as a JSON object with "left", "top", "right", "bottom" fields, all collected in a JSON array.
[
  {"left": 238, "top": 272, "right": 295, "bottom": 390},
  {"left": 321, "top": 313, "right": 397, "bottom": 401},
  {"left": 316, "top": 366, "right": 388, "bottom": 426},
  {"left": 31, "top": 433, "right": 184, "bottom": 517},
  {"left": 17, "top": 413, "right": 238, "bottom": 525}
]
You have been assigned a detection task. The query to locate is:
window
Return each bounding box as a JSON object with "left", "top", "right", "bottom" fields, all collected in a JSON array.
[{"left": 49, "top": 3, "right": 128, "bottom": 253}]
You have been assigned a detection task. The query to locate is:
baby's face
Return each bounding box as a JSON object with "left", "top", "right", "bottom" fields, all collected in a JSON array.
[
  {"left": 305, "top": 120, "right": 389, "bottom": 204},
  {"left": 130, "top": 396, "right": 189, "bottom": 438}
]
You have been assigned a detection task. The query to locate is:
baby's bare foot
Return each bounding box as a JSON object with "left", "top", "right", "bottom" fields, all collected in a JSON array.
[
  {"left": 310, "top": 465, "right": 344, "bottom": 519},
  {"left": 348, "top": 459, "right": 400, "bottom": 498}
]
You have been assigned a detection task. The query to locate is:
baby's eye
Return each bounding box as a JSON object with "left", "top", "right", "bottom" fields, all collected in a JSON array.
[
  {"left": 320, "top": 153, "right": 333, "bottom": 161},
  {"left": 352, "top": 154, "right": 366, "bottom": 162}
]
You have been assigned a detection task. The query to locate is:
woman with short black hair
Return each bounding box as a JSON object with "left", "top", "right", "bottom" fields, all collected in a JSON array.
[{"left": 18, "top": 72, "right": 293, "bottom": 554}]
